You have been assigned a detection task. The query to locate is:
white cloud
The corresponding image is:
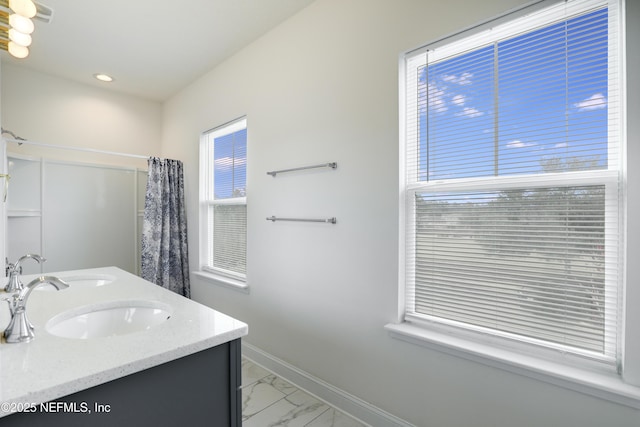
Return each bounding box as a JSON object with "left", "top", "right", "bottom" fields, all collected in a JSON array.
[
  {"left": 442, "top": 72, "right": 473, "bottom": 85},
  {"left": 574, "top": 93, "right": 607, "bottom": 111},
  {"left": 452, "top": 94, "right": 465, "bottom": 106},
  {"left": 458, "top": 72, "right": 473, "bottom": 85},
  {"left": 428, "top": 83, "right": 448, "bottom": 113},
  {"left": 456, "top": 107, "right": 483, "bottom": 118},
  {"left": 554, "top": 142, "right": 568, "bottom": 148},
  {"left": 214, "top": 157, "right": 246, "bottom": 170},
  {"left": 506, "top": 140, "right": 535, "bottom": 149}
]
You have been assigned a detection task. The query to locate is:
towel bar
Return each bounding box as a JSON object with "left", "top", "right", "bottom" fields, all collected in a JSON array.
[
  {"left": 266, "top": 216, "right": 337, "bottom": 224},
  {"left": 266, "top": 162, "right": 337, "bottom": 177}
]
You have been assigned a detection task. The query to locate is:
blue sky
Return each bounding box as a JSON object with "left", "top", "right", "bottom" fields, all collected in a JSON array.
[
  {"left": 213, "top": 128, "right": 247, "bottom": 199},
  {"left": 210, "top": 9, "right": 609, "bottom": 199},
  {"left": 417, "top": 7, "right": 608, "bottom": 182}
]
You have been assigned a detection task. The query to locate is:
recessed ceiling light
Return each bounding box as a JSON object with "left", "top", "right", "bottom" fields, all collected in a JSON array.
[{"left": 94, "top": 73, "right": 114, "bottom": 82}]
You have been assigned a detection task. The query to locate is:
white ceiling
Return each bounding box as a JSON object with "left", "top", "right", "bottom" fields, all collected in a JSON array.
[{"left": 1, "top": 0, "right": 315, "bottom": 101}]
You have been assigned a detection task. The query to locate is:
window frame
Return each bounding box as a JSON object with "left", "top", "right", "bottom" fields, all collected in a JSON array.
[
  {"left": 389, "top": 0, "right": 640, "bottom": 408},
  {"left": 197, "top": 117, "right": 249, "bottom": 292}
]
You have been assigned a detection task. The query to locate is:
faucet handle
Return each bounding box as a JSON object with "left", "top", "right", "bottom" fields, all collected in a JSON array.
[
  {"left": 1, "top": 294, "right": 18, "bottom": 315},
  {"left": 4, "top": 276, "right": 68, "bottom": 344},
  {"left": 6, "top": 260, "right": 19, "bottom": 275},
  {"left": 4, "top": 254, "right": 46, "bottom": 293}
]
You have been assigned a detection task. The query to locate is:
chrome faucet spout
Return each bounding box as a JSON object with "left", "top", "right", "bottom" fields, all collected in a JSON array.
[
  {"left": 3, "top": 276, "right": 69, "bottom": 344},
  {"left": 17, "top": 276, "right": 69, "bottom": 302}
]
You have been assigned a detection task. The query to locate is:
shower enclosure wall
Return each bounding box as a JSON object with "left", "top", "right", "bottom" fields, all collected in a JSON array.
[{"left": 6, "top": 151, "right": 147, "bottom": 276}]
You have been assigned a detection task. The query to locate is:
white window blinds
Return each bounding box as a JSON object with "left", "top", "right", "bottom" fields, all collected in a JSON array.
[
  {"left": 202, "top": 118, "right": 247, "bottom": 278},
  {"left": 402, "top": 0, "right": 621, "bottom": 363}
]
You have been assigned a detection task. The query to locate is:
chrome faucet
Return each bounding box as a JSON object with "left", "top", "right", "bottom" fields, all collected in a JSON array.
[
  {"left": 3, "top": 276, "right": 69, "bottom": 344},
  {"left": 5, "top": 254, "right": 46, "bottom": 293}
]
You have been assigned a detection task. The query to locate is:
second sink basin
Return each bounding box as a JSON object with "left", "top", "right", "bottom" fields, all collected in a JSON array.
[
  {"left": 61, "top": 274, "right": 116, "bottom": 287},
  {"left": 36, "top": 274, "right": 116, "bottom": 291},
  {"left": 46, "top": 300, "right": 172, "bottom": 339}
]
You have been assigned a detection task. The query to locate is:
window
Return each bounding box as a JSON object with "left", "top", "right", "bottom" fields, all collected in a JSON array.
[
  {"left": 200, "top": 118, "right": 247, "bottom": 284},
  {"left": 400, "top": 0, "right": 622, "bottom": 369}
]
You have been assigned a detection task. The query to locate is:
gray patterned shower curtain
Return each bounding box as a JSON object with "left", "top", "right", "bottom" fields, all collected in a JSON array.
[{"left": 141, "top": 157, "right": 190, "bottom": 298}]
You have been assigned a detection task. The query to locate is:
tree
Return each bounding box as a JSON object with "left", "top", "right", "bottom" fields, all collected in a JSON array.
[{"left": 415, "top": 156, "right": 606, "bottom": 341}]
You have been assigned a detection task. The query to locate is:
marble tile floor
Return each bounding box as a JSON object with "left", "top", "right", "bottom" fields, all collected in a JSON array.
[{"left": 242, "top": 357, "right": 368, "bottom": 427}]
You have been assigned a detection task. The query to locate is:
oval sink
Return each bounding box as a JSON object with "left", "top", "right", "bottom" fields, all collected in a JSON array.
[
  {"left": 36, "top": 274, "right": 116, "bottom": 291},
  {"left": 46, "top": 300, "right": 172, "bottom": 339},
  {"left": 62, "top": 274, "right": 116, "bottom": 287}
]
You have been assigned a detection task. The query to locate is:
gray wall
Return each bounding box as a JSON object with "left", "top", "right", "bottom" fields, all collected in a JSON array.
[
  {"left": 2, "top": 0, "right": 637, "bottom": 425},
  {"left": 163, "top": 0, "right": 640, "bottom": 426},
  {"left": 623, "top": 0, "right": 640, "bottom": 386}
]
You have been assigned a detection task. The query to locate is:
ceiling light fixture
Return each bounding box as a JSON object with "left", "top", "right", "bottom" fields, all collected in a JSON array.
[
  {"left": 0, "top": 0, "right": 50, "bottom": 59},
  {"left": 7, "top": 40, "right": 26, "bottom": 57},
  {"left": 8, "top": 27, "right": 30, "bottom": 45},
  {"left": 8, "top": 12, "right": 33, "bottom": 33},
  {"left": 8, "top": 0, "right": 36, "bottom": 18},
  {"left": 94, "top": 73, "right": 114, "bottom": 83}
]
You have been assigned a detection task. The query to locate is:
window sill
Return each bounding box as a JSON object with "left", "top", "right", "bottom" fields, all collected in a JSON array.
[
  {"left": 385, "top": 322, "right": 640, "bottom": 409},
  {"left": 193, "top": 270, "right": 250, "bottom": 294}
]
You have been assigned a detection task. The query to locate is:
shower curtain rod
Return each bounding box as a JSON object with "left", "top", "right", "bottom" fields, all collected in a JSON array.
[{"left": 3, "top": 137, "right": 150, "bottom": 160}]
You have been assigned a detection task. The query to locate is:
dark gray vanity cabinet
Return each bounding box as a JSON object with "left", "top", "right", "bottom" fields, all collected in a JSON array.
[{"left": 0, "top": 339, "right": 242, "bottom": 427}]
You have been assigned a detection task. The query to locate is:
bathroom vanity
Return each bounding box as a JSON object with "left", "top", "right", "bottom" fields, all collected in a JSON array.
[{"left": 0, "top": 267, "right": 248, "bottom": 426}]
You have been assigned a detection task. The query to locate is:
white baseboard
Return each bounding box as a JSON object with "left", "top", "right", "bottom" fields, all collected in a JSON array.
[{"left": 241, "top": 342, "right": 415, "bottom": 427}]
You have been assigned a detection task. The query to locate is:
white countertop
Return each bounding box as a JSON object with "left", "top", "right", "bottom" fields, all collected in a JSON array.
[{"left": 0, "top": 267, "right": 248, "bottom": 417}]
